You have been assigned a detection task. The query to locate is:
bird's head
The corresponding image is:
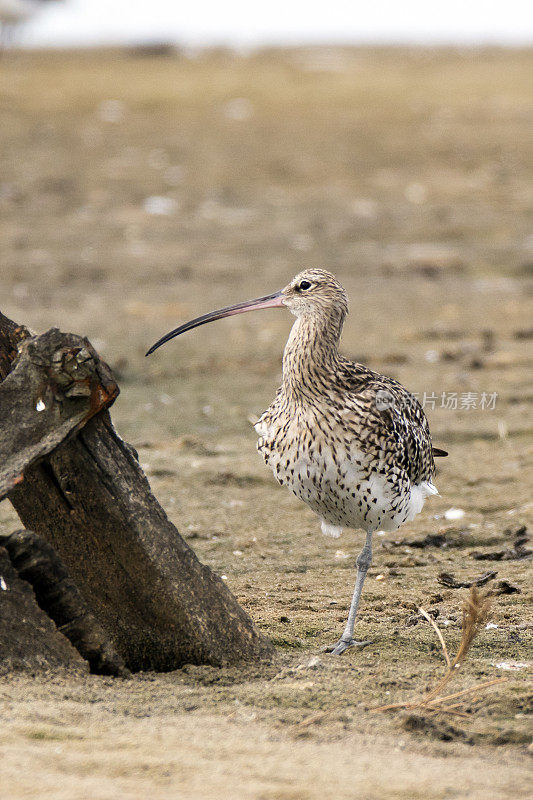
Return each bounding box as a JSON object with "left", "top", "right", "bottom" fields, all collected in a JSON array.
[
  {"left": 145, "top": 268, "right": 348, "bottom": 356},
  {"left": 280, "top": 269, "right": 348, "bottom": 319}
]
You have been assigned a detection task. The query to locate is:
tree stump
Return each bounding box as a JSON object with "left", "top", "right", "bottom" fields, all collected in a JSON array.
[
  {"left": 0, "top": 312, "right": 273, "bottom": 671},
  {"left": 1, "top": 528, "right": 128, "bottom": 677},
  {"left": 0, "top": 543, "right": 85, "bottom": 675}
]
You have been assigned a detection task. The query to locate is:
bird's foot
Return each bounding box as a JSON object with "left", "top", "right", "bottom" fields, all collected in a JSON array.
[{"left": 324, "top": 638, "right": 373, "bottom": 656}]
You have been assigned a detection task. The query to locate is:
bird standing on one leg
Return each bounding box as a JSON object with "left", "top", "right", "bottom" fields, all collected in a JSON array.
[{"left": 147, "top": 269, "right": 447, "bottom": 655}]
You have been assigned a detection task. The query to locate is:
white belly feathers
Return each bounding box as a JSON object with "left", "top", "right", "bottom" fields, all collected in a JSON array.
[{"left": 255, "top": 413, "right": 436, "bottom": 535}]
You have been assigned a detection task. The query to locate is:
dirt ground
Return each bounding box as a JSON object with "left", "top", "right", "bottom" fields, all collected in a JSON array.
[{"left": 0, "top": 47, "right": 532, "bottom": 799}]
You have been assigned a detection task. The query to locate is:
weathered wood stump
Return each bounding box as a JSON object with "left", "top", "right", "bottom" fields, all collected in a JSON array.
[
  {"left": 0, "top": 312, "right": 273, "bottom": 671},
  {"left": 1, "top": 529, "right": 128, "bottom": 676},
  {"left": 0, "top": 543, "right": 85, "bottom": 675}
]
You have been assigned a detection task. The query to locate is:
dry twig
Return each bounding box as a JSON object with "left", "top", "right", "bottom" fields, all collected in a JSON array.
[
  {"left": 418, "top": 606, "right": 450, "bottom": 667},
  {"left": 372, "top": 587, "right": 501, "bottom": 714},
  {"left": 373, "top": 677, "right": 507, "bottom": 713}
]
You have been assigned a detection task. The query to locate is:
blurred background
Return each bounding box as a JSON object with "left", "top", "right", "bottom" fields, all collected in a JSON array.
[
  {"left": 1, "top": 2, "right": 532, "bottom": 452},
  {"left": 10, "top": 1, "right": 533, "bottom": 49}
]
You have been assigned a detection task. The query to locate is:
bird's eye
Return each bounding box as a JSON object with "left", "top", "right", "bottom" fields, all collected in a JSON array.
[{"left": 298, "top": 280, "right": 312, "bottom": 291}]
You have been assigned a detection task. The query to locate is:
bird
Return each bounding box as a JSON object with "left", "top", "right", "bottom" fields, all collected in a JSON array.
[{"left": 146, "top": 269, "right": 447, "bottom": 655}]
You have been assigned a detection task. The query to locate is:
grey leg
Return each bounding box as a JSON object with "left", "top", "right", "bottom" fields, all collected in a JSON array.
[{"left": 326, "top": 529, "right": 373, "bottom": 655}]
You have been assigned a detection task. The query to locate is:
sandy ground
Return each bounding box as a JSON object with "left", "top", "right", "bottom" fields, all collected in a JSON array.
[{"left": 0, "top": 47, "right": 532, "bottom": 799}]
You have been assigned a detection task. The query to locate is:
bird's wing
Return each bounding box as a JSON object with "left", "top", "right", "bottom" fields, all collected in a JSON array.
[
  {"left": 335, "top": 362, "right": 436, "bottom": 485},
  {"left": 379, "top": 384, "right": 435, "bottom": 485}
]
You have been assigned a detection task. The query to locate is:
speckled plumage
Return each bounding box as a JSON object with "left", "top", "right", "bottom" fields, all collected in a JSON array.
[
  {"left": 254, "top": 269, "right": 439, "bottom": 538},
  {"left": 147, "top": 267, "right": 445, "bottom": 655}
]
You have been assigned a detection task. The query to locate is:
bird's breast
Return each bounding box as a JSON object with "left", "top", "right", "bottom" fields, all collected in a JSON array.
[
  {"left": 254, "top": 400, "right": 432, "bottom": 532},
  {"left": 256, "top": 404, "right": 366, "bottom": 516}
]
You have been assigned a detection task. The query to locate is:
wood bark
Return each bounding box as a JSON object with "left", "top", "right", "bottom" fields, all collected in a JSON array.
[
  {"left": 0, "top": 312, "right": 273, "bottom": 671},
  {"left": 0, "top": 544, "right": 85, "bottom": 674},
  {"left": 0, "top": 311, "right": 30, "bottom": 381},
  {"left": 0, "top": 327, "right": 119, "bottom": 500},
  {"left": 2, "top": 529, "right": 128, "bottom": 676}
]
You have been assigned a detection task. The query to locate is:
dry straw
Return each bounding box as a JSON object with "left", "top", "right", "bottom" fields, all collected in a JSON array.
[{"left": 372, "top": 586, "right": 507, "bottom": 714}]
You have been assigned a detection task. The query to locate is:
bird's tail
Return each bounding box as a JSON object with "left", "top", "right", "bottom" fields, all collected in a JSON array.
[{"left": 320, "top": 520, "right": 343, "bottom": 538}]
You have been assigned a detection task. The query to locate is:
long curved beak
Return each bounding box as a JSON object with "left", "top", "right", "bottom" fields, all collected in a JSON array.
[{"left": 145, "top": 291, "right": 284, "bottom": 356}]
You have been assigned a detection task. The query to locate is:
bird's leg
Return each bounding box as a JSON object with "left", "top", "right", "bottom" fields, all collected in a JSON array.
[{"left": 326, "top": 529, "right": 373, "bottom": 655}]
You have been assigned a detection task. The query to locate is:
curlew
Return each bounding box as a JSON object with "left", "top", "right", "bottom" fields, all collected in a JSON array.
[{"left": 147, "top": 270, "right": 447, "bottom": 654}]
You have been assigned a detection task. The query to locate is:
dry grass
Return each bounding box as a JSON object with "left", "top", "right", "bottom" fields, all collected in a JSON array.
[
  {"left": 372, "top": 588, "right": 503, "bottom": 714},
  {"left": 418, "top": 606, "right": 451, "bottom": 667}
]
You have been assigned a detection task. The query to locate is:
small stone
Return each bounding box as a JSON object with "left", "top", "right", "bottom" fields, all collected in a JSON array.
[
  {"left": 224, "top": 98, "right": 253, "bottom": 121},
  {"left": 444, "top": 508, "right": 465, "bottom": 521},
  {"left": 404, "top": 183, "right": 427, "bottom": 204},
  {"left": 36, "top": 399, "right": 46, "bottom": 412},
  {"left": 334, "top": 550, "right": 349, "bottom": 559},
  {"left": 143, "top": 196, "right": 178, "bottom": 216},
  {"left": 98, "top": 99, "right": 125, "bottom": 123},
  {"left": 489, "top": 580, "right": 521, "bottom": 596},
  {"left": 351, "top": 198, "right": 378, "bottom": 219}
]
